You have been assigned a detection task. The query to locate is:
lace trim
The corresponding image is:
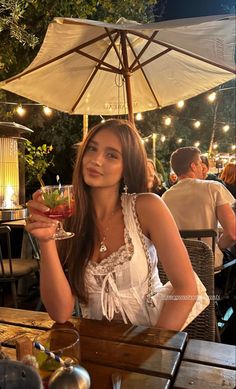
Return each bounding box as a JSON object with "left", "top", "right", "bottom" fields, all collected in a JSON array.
[
  {"left": 87, "top": 227, "right": 134, "bottom": 274},
  {"left": 129, "top": 194, "right": 156, "bottom": 307}
]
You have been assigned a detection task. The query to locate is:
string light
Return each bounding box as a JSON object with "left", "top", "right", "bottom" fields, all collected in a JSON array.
[
  {"left": 213, "top": 143, "right": 218, "bottom": 150},
  {"left": 194, "top": 120, "right": 201, "bottom": 129},
  {"left": 16, "top": 105, "right": 26, "bottom": 116},
  {"left": 208, "top": 92, "right": 216, "bottom": 102},
  {"left": 177, "top": 100, "right": 185, "bottom": 108},
  {"left": 43, "top": 106, "right": 53, "bottom": 116},
  {"left": 177, "top": 138, "right": 183, "bottom": 144},
  {"left": 164, "top": 117, "right": 171, "bottom": 126},
  {"left": 135, "top": 112, "right": 143, "bottom": 121},
  {"left": 194, "top": 141, "right": 200, "bottom": 147},
  {"left": 231, "top": 145, "right": 236, "bottom": 151},
  {"left": 160, "top": 135, "right": 166, "bottom": 142},
  {"left": 223, "top": 124, "right": 230, "bottom": 132}
]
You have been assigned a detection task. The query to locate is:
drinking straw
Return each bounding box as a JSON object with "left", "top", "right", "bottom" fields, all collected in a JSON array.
[
  {"left": 33, "top": 341, "right": 66, "bottom": 366},
  {"left": 56, "top": 174, "right": 61, "bottom": 191}
]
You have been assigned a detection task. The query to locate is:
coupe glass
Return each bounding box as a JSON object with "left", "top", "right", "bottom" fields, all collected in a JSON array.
[
  {"left": 42, "top": 185, "right": 75, "bottom": 240},
  {"left": 33, "top": 328, "right": 80, "bottom": 388}
]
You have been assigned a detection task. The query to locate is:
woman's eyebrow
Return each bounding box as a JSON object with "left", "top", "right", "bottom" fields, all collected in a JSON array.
[{"left": 105, "top": 146, "right": 122, "bottom": 155}]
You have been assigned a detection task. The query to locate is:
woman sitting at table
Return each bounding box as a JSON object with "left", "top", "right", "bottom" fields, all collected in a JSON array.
[{"left": 26, "top": 119, "right": 198, "bottom": 331}]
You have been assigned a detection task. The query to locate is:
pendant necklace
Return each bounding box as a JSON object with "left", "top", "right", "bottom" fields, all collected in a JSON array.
[{"left": 98, "top": 210, "right": 116, "bottom": 253}]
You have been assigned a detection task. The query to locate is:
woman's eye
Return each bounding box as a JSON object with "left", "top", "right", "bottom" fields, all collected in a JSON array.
[
  {"left": 106, "top": 152, "right": 118, "bottom": 159},
  {"left": 86, "top": 145, "right": 96, "bottom": 152}
]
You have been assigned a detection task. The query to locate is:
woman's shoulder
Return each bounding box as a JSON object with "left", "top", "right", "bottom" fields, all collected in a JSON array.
[{"left": 135, "top": 193, "right": 165, "bottom": 215}]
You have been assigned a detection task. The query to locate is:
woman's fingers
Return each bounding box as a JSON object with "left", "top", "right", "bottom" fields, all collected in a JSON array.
[
  {"left": 25, "top": 220, "right": 57, "bottom": 240},
  {"left": 26, "top": 199, "right": 49, "bottom": 214}
]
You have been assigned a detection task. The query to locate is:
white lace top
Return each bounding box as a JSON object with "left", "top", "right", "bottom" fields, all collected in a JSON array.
[{"left": 80, "top": 194, "right": 164, "bottom": 326}]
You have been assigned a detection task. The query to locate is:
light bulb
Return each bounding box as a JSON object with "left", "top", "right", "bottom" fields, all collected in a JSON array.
[
  {"left": 194, "top": 141, "right": 200, "bottom": 147},
  {"left": 194, "top": 121, "right": 201, "bottom": 128},
  {"left": 208, "top": 92, "right": 216, "bottom": 102},
  {"left": 16, "top": 105, "right": 26, "bottom": 116},
  {"left": 135, "top": 112, "right": 143, "bottom": 121},
  {"left": 164, "top": 117, "right": 171, "bottom": 126},
  {"left": 223, "top": 124, "right": 230, "bottom": 132},
  {"left": 43, "top": 106, "right": 53, "bottom": 116},
  {"left": 177, "top": 100, "right": 185, "bottom": 108}
]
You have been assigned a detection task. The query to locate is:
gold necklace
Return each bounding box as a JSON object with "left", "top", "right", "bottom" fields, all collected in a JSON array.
[{"left": 98, "top": 209, "right": 117, "bottom": 253}]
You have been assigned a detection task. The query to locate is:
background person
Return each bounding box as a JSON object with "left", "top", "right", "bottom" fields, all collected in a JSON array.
[
  {"left": 162, "top": 147, "right": 236, "bottom": 269},
  {"left": 220, "top": 162, "right": 236, "bottom": 198},
  {"left": 147, "top": 158, "right": 166, "bottom": 196},
  {"left": 200, "top": 155, "right": 224, "bottom": 184},
  {"left": 26, "top": 119, "right": 197, "bottom": 331}
]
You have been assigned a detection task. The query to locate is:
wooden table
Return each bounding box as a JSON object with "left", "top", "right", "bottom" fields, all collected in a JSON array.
[
  {"left": 0, "top": 307, "right": 187, "bottom": 388},
  {"left": 0, "top": 308, "right": 235, "bottom": 388}
]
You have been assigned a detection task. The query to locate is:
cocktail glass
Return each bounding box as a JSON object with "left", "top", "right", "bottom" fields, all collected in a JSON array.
[
  {"left": 42, "top": 185, "right": 75, "bottom": 240},
  {"left": 33, "top": 328, "right": 80, "bottom": 388}
]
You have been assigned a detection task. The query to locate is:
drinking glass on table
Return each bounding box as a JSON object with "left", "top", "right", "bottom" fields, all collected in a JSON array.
[
  {"left": 42, "top": 185, "right": 75, "bottom": 240},
  {"left": 33, "top": 328, "right": 80, "bottom": 388}
]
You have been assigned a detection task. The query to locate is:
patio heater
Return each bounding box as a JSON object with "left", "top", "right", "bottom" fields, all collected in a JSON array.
[{"left": 0, "top": 122, "right": 33, "bottom": 221}]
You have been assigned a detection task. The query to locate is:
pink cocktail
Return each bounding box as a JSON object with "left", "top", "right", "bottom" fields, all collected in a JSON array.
[{"left": 42, "top": 185, "right": 75, "bottom": 240}]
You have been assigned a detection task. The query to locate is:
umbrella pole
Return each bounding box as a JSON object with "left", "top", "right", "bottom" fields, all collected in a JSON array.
[{"left": 120, "top": 32, "right": 134, "bottom": 124}]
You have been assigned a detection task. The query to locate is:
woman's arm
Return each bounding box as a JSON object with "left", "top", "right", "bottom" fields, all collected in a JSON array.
[
  {"left": 26, "top": 190, "right": 75, "bottom": 322},
  {"left": 136, "top": 193, "right": 198, "bottom": 331}
]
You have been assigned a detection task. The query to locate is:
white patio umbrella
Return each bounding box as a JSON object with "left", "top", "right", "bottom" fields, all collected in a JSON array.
[{"left": 1, "top": 14, "right": 235, "bottom": 123}]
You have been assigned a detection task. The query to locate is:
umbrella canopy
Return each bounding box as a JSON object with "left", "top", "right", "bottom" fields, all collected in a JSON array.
[{"left": 1, "top": 14, "right": 235, "bottom": 122}]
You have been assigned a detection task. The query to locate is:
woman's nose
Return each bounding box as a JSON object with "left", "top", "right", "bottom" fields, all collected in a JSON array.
[{"left": 91, "top": 152, "right": 103, "bottom": 166}]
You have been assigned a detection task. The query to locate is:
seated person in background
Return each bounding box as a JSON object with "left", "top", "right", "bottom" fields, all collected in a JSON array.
[
  {"left": 162, "top": 147, "right": 236, "bottom": 269},
  {"left": 200, "top": 155, "right": 225, "bottom": 184},
  {"left": 220, "top": 162, "right": 236, "bottom": 198},
  {"left": 147, "top": 159, "right": 166, "bottom": 196},
  {"left": 165, "top": 170, "right": 178, "bottom": 189}
]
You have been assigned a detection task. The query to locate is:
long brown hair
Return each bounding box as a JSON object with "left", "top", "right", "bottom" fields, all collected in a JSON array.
[
  {"left": 220, "top": 163, "right": 236, "bottom": 185},
  {"left": 59, "top": 119, "right": 148, "bottom": 303}
]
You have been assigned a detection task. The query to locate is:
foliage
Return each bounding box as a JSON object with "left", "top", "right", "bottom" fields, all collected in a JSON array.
[
  {"left": 19, "top": 139, "right": 54, "bottom": 186},
  {"left": 138, "top": 79, "right": 236, "bottom": 175},
  {"left": 0, "top": 0, "right": 156, "bottom": 78}
]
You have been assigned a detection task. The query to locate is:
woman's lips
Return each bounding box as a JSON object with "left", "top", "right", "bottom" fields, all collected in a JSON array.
[{"left": 86, "top": 167, "right": 102, "bottom": 177}]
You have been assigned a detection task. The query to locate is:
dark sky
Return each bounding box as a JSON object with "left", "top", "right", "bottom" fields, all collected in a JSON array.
[{"left": 155, "top": 0, "right": 235, "bottom": 20}]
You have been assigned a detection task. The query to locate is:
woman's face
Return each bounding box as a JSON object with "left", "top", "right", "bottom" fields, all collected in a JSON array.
[
  {"left": 147, "top": 161, "right": 155, "bottom": 190},
  {"left": 82, "top": 128, "right": 123, "bottom": 190}
]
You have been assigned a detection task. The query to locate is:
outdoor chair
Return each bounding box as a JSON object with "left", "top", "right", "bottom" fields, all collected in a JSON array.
[
  {"left": 0, "top": 225, "right": 40, "bottom": 308},
  {"left": 158, "top": 238, "right": 216, "bottom": 342},
  {"left": 179, "top": 229, "right": 236, "bottom": 338}
]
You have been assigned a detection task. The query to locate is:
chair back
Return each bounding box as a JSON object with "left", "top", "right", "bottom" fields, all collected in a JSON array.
[
  {"left": 158, "top": 238, "right": 215, "bottom": 341},
  {"left": 179, "top": 229, "right": 217, "bottom": 254},
  {"left": 0, "top": 226, "right": 14, "bottom": 278}
]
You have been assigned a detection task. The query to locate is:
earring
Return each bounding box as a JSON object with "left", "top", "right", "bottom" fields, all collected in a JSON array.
[{"left": 123, "top": 183, "right": 128, "bottom": 194}]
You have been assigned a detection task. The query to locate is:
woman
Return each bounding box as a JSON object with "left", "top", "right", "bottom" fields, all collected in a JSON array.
[
  {"left": 147, "top": 159, "right": 166, "bottom": 196},
  {"left": 26, "top": 119, "right": 197, "bottom": 330},
  {"left": 220, "top": 163, "right": 236, "bottom": 198}
]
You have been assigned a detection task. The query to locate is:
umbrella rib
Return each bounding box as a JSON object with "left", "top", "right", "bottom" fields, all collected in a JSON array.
[
  {"left": 105, "top": 28, "right": 125, "bottom": 72},
  {"left": 126, "top": 35, "right": 161, "bottom": 108},
  {"left": 75, "top": 49, "right": 122, "bottom": 73},
  {"left": 71, "top": 32, "right": 122, "bottom": 112},
  {"left": 124, "top": 30, "right": 235, "bottom": 74},
  {"left": 132, "top": 48, "right": 171, "bottom": 72},
  {"left": 129, "top": 31, "right": 159, "bottom": 70},
  {"left": 3, "top": 31, "right": 118, "bottom": 83},
  {"left": 152, "top": 38, "right": 236, "bottom": 74}
]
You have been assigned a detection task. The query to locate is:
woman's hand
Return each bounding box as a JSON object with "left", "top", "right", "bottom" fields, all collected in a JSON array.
[{"left": 25, "top": 189, "right": 57, "bottom": 241}]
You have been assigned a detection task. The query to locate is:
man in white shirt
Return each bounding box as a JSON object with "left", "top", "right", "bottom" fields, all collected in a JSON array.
[{"left": 162, "top": 147, "right": 236, "bottom": 268}]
